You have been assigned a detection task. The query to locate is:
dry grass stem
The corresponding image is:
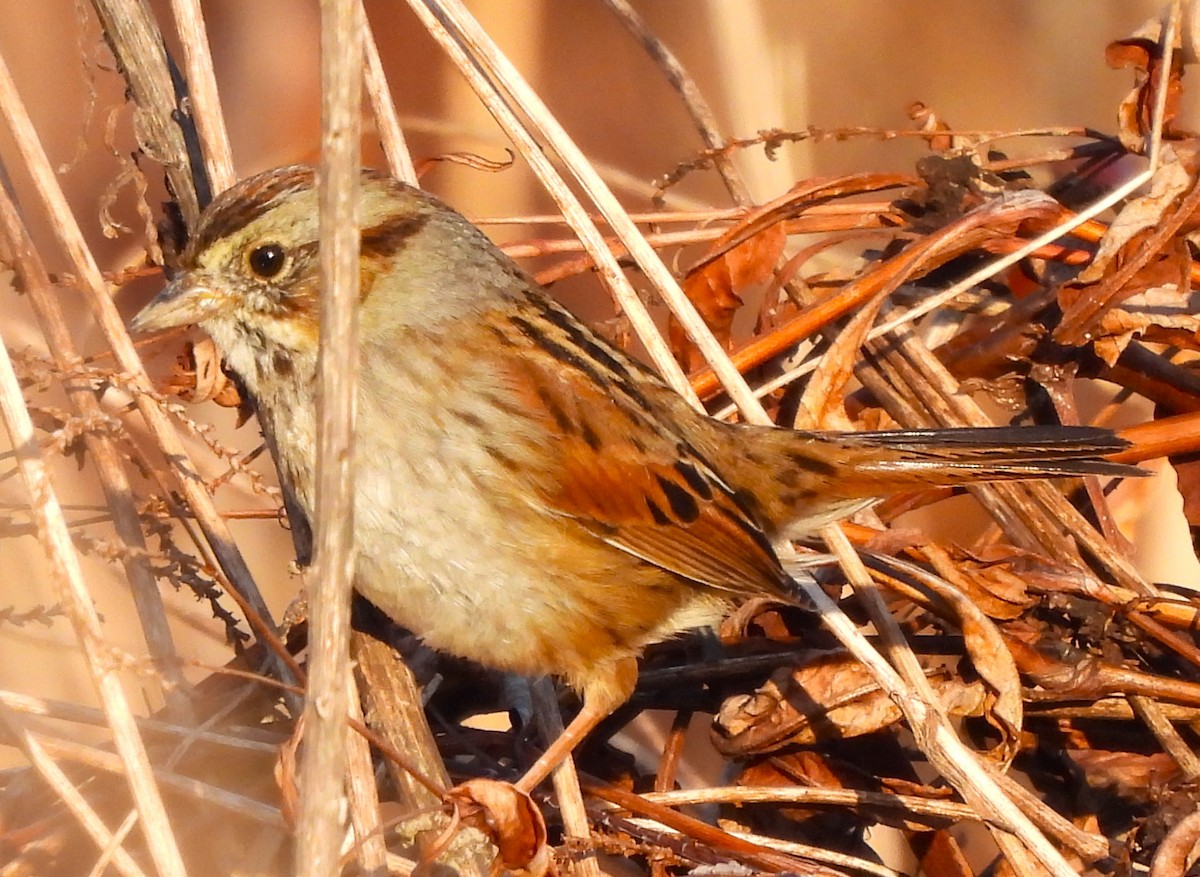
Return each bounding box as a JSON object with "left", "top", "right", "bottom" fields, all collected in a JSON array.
[
  {"left": 359, "top": 1, "right": 417, "bottom": 184},
  {"left": 294, "top": 1, "right": 365, "bottom": 874},
  {"left": 166, "top": 0, "right": 235, "bottom": 191},
  {"left": 343, "top": 670, "right": 389, "bottom": 873}
]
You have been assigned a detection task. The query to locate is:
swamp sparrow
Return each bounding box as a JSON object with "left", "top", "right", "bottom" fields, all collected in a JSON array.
[{"left": 133, "top": 166, "right": 1137, "bottom": 790}]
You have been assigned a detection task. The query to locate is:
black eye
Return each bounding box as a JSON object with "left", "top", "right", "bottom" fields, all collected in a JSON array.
[{"left": 247, "top": 243, "right": 286, "bottom": 279}]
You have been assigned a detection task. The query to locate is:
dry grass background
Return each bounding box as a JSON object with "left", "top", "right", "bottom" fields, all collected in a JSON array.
[{"left": 2, "top": 2, "right": 1199, "bottom": 875}]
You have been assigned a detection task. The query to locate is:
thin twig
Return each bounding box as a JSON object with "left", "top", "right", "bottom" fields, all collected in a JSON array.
[
  {"left": 0, "top": 688, "right": 281, "bottom": 753},
  {"left": 166, "top": 0, "right": 236, "bottom": 191},
  {"left": 294, "top": 1, "right": 364, "bottom": 874},
  {"left": 37, "top": 734, "right": 284, "bottom": 828},
  {"left": 599, "top": 0, "right": 750, "bottom": 206},
  {"left": 360, "top": 2, "right": 417, "bottom": 184},
  {"left": 583, "top": 778, "right": 842, "bottom": 875},
  {"left": 1130, "top": 694, "right": 1200, "bottom": 780},
  {"left": 723, "top": 828, "right": 902, "bottom": 877},
  {"left": 641, "top": 785, "right": 977, "bottom": 822}
]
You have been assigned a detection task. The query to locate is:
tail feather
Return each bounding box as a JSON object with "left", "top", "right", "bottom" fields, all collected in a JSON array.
[
  {"left": 843, "top": 426, "right": 1140, "bottom": 481},
  {"left": 725, "top": 424, "right": 1143, "bottom": 538}
]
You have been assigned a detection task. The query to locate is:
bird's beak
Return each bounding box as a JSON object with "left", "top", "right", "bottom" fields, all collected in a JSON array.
[{"left": 130, "top": 273, "right": 233, "bottom": 334}]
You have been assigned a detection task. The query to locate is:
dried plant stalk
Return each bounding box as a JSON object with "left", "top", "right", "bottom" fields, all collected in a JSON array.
[{"left": 294, "top": 2, "right": 365, "bottom": 874}]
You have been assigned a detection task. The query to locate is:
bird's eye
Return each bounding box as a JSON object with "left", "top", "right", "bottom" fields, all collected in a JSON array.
[{"left": 247, "top": 243, "right": 287, "bottom": 279}]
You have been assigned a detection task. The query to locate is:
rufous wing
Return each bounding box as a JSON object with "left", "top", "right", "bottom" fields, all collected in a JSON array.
[{"left": 494, "top": 344, "right": 791, "bottom": 598}]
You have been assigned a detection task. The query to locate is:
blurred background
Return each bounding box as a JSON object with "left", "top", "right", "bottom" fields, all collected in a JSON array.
[{"left": 0, "top": 0, "right": 1189, "bottom": 754}]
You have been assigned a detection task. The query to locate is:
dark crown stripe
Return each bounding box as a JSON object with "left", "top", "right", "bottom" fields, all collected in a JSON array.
[{"left": 189, "top": 166, "right": 316, "bottom": 258}]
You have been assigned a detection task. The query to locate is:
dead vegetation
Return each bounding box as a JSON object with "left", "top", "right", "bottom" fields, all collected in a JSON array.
[{"left": 2, "top": 2, "right": 1200, "bottom": 876}]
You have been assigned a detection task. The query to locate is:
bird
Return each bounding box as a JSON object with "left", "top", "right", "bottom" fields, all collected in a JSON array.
[{"left": 132, "top": 165, "right": 1139, "bottom": 792}]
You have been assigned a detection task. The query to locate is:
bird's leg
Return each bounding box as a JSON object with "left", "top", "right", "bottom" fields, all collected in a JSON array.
[{"left": 516, "top": 658, "right": 638, "bottom": 793}]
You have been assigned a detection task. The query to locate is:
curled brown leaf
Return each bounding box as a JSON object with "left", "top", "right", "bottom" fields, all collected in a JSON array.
[{"left": 443, "top": 779, "right": 553, "bottom": 877}]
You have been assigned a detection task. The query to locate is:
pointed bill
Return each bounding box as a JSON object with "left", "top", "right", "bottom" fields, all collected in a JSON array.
[{"left": 130, "top": 273, "right": 233, "bottom": 333}]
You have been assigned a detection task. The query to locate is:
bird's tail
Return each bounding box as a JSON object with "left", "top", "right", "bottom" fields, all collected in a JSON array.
[
  {"left": 825, "top": 425, "right": 1139, "bottom": 487},
  {"left": 729, "top": 424, "right": 1141, "bottom": 538}
]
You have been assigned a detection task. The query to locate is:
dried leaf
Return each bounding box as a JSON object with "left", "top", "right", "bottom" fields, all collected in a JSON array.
[
  {"left": 899, "top": 551, "right": 1025, "bottom": 764},
  {"left": 1172, "top": 456, "right": 1200, "bottom": 527},
  {"left": 1076, "top": 153, "right": 1191, "bottom": 283},
  {"left": 712, "top": 656, "right": 986, "bottom": 755},
  {"left": 673, "top": 223, "right": 786, "bottom": 369},
  {"left": 1093, "top": 284, "right": 1200, "bottom": 365},
  {"left": 444, "top": 779, "right": 552, "bottom": 876},
  {"left": 163, "top": 336, "right": 253, "bottom": 422},
  {"left": 1106, "top": 4, "right": 1188, "bottom": 152},
  {"left": 276, "top": 718, "right": 302, "bottom": 828},
  {"left": 940, "top": 546, "right": 1039, "bottom": 622},
  {"left": 720, "top": 596, "right": 795, "bottom": 641},
  {"left": 1067, "top": 750, "right": 1180, "bottom": 797},
  {"left": 918, "top": 829, "right": 975, "bottom": 877},
  {"left": 908, "top": 101, "right": 955, "bottom": 153},
  {"left": 1057, "top": 166, "right": 1200, "bottom": 346},
  {"left": 675, "top": 172, "right": 917, "bottom": 371},
  {"left": 794, "top": 287, "right": 886, "bottom": 429}
]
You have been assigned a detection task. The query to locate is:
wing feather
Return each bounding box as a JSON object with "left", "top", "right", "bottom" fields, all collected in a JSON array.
[{"left": 490, "top": 312, "right": 790, "bottom": 598}]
